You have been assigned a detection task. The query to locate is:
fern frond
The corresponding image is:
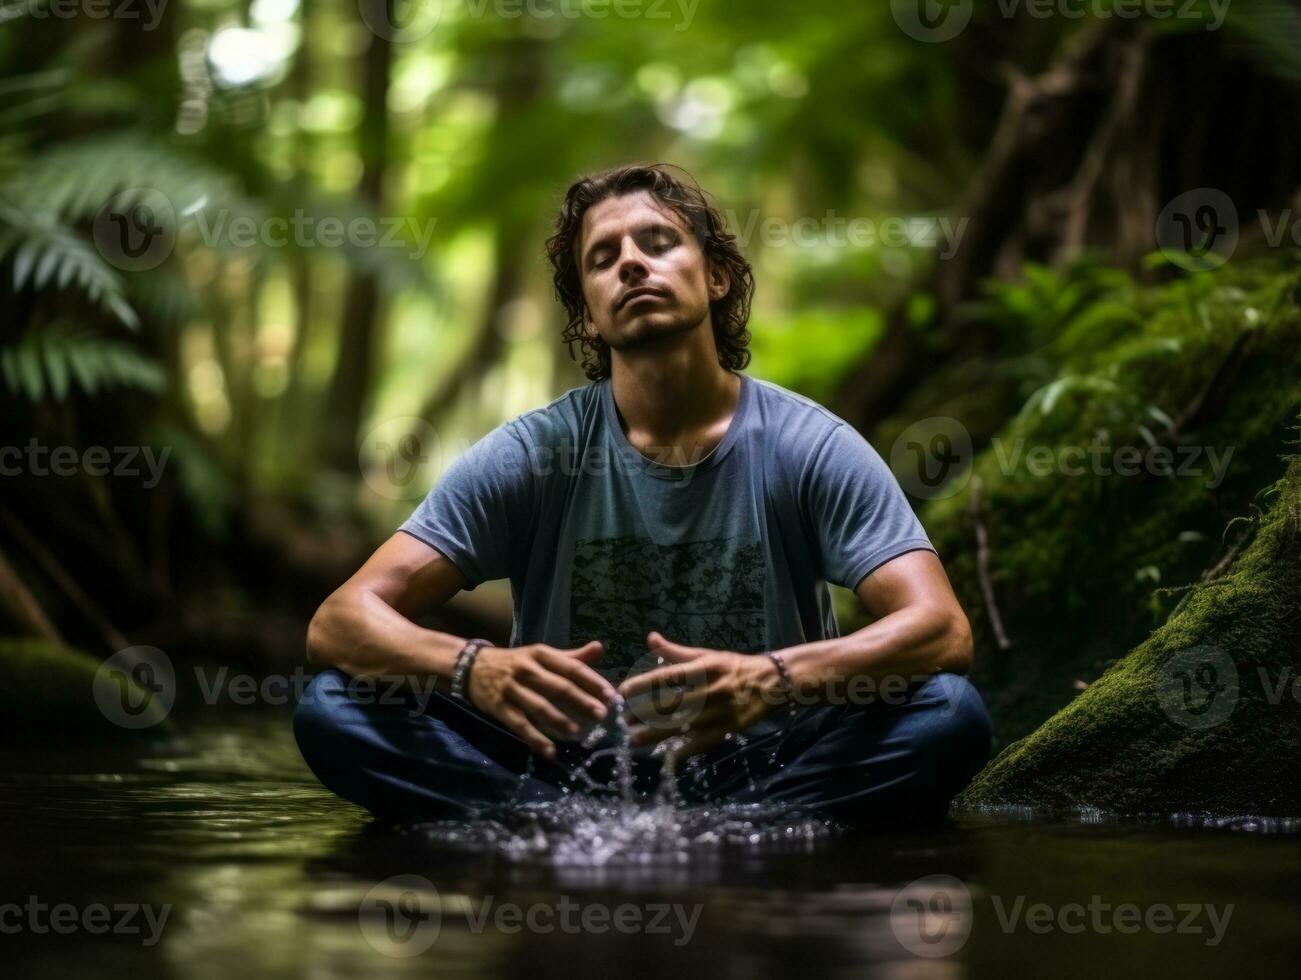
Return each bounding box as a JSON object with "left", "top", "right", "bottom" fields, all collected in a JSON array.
[
  {"left": 0, "top": 199, "right": 139, "bottom": 329},
  {"left": 0, "top": 326, "right": 165, "bottom": 402}
]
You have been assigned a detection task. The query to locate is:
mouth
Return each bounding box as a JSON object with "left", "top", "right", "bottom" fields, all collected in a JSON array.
[{"left": 618, "top": 287, "right": 668, "bottom": 311}]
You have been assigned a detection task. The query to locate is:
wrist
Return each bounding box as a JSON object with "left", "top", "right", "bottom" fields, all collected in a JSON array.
[
  {"left": 450, "top": 637, "right": 493, "bottom": 704},
  {"left": 762, "top": 650, "right": 796, "bottom": 711}
]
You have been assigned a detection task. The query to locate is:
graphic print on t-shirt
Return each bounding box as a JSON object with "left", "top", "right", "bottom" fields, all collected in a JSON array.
[{"left": 569, "top": 534, "right": 768, "bottom": 680}]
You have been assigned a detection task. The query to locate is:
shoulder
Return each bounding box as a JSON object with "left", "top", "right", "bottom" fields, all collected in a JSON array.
[
  {"left": 748, "top": 375, "right": 858, "bottom": 468},
  {"left": 506, "top": 380, "right": 599, "bottom": 452},
  {"left": 478, "top": 381, "right": 606, "bottom": 485}
]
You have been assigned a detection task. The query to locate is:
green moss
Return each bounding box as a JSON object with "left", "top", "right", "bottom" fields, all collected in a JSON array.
[
  {"left": 0, "top": 637, "right": 169, "bottom": 735},
  {"left": 876, "top": 256, "right": 1301, "bottom": 745},
  {"left": 957, "top": 459, "right": 1301, "bottom": 815}
]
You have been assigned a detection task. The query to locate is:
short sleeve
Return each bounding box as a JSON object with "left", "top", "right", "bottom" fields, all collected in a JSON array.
[
  {"left": 804, "top": 422, "right": 936, "bottom": 591},
  {"left": 397, "top": 421, "right": 536, "bottom": 590}
]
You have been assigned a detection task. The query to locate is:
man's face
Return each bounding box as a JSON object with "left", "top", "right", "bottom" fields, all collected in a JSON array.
[{"left": 576, "top": 189, "right": 729, "bottom": 355}]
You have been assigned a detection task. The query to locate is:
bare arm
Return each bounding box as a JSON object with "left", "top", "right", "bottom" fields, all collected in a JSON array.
[
  {"left": 305, "top": 532, "right": 471, "bottom": 683},
  {"left": 618, "top": 549, "right": 974, "bottom": 757},
  {"left": 305, "top": 531, "right": 617, "bottom": 758},
  {"left": 778, "top": 548, "right": 974, "bottom": 694}
]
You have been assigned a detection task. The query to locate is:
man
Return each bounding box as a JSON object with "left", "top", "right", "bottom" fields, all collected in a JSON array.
[{"left": 294, "top": 163, "right": 991, "bottom": 829}]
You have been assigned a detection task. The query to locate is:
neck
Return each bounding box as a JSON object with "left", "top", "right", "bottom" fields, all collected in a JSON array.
[{"left": 608, "top": 342, "right": 741, "bottom": 463}]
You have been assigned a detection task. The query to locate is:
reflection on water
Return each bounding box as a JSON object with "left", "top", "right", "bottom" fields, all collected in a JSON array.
[
  {"left": 407, "top": 797, "right": 841, "bottom": 879},
  {"left": 2, "top": 706, "right": 1299, "bottom": 979}
]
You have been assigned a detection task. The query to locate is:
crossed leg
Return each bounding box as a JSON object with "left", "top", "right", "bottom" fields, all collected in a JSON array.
[{"left": 294, "top": 668, "right": 992, "bottom": 828}]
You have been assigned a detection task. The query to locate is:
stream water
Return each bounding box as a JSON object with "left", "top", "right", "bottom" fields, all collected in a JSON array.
[{"left": 2, "top": 702, "right": 1297, "bottom": 979}]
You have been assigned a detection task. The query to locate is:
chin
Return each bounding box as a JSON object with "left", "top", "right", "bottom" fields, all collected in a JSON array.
[{"left": 618, "top": 315, "right": 693, "bottom": 346}]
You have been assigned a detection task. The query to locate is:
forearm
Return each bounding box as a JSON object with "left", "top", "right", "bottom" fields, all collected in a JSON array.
[
  {"left": 305, "top": 588, "right": 467, "bottom": 687},
  {"left": 776, "top": 603, "right": 972, "bottom": 704}
]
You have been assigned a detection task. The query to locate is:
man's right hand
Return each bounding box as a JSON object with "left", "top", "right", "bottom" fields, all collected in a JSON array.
[{"left": 466, "top": 640, "right": 617, "bottom": 759}]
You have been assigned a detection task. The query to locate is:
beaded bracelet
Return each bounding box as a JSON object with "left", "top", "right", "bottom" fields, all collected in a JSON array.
[
  {"left": 765, "top": 650, "right": 796, "bottom": 712},
  {"left": 450, "top": 638, "right": 493, "bottom": 703}
]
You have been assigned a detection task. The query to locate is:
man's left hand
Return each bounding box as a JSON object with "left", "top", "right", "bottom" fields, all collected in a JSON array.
[{"left": 616, "top": 631, "right": 783, "bottom": 761}]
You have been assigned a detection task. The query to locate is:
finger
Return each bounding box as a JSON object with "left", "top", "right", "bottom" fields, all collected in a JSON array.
[
  {"left": 623, "top": 679, "right": 719, "bottom": 730},
  {"left": 618, "top": 661, "right": 711, "bottom": 700},
  {"left": 539, "top": 650, "right": 619, "bottom": 705},
  {"left": 500, "top": 705, "right": 555, "bottom": 759},
  {"left": 527, "top": 665, "right": 609, "bottom": 720},
  {"left": 562, "top": 639, "right": 606, "bottom": 666},
  {"left": 646, "top": 631, "right": 704, "bottom": 663},
  {"left": 509, "top": 686, "right": 581, "bottom": 739}
]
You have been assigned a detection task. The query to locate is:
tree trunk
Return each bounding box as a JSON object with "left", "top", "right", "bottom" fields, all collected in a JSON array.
[
  {"left": 832, "top": 20, "right": 1301, "bottom": 432},
  {"left": 322, "top": 0, "right": 394, "bottom": 472}
]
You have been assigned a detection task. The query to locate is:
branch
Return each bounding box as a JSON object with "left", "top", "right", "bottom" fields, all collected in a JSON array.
[
  {"left": 0, "top": 540, "right": 62, "bottom": 643},
  {"left": 969, "top": 477, "right": 1012, "bottom": 651}
]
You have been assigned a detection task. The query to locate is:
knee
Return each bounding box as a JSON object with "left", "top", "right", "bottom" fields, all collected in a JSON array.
[{"left": 915, "top": 672, "right": 993, "bottom": 787}]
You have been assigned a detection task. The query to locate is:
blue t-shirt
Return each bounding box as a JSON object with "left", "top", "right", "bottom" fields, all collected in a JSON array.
[{"left": 399, "top": 370, "right": 935, "bottom": 683}]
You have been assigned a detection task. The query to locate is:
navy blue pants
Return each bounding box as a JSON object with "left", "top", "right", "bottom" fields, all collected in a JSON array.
[{"left": 293, "top": 667, "right": 992, "bottom": 829}]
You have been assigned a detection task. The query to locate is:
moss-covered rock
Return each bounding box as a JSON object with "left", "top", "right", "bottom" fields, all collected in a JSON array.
[
  {"left": 956, "top": 459, "right": 1301, "bottom": 815},
  {"left": 0, "top": 636, "right": 170, "bottom": 735},
  {"left": 860, "top": 256, "right": 1301, "bottom": 746}
]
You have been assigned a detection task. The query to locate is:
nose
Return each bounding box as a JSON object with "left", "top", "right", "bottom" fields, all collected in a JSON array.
[{"left": 616, "top": 236, "right": 650, "bottom": 283}]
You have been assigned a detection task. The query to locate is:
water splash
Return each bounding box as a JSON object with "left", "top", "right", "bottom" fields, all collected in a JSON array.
[
  {"left": 408, "top": 697, "right": 839, "bottom": 867},
  {"left": 409, "top": 796, "right": 840, "bottom": 869}
]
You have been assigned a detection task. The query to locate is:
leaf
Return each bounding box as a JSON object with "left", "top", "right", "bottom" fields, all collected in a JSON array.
[
  {"left": 1146, "top": 405, "right": 1176, "bottom": 433},
  {"left": 0, "top": 348, "right": 18, "bottom": 394},
  {"left": 0, "top": 329, "right": 164, "bottom": 401},
  {"left": 12, "top": 240, "right": 36, "bottom": 290},
  {"left": 0, "top": 199, "right": 141, "bottom": 329},
  {"left": 16, "top": 344, "right": 43, "bottom": 400},
  {"left": 40, "top": 337, "right": 69, "bottom": 401},
  {"left": 64, "top": 341, "right": 99, "bottom": 396},
  {"left": 104, "top": 293, "right": 140, "bottom": 331},
  {"left": 34, "top": 245, "right": 59, "bottom": 289}
]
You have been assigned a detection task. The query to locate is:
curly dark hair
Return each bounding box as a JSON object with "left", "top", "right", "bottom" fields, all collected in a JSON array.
[{"left": 544, "top": 163, "right": 755, "bottom": 380}]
